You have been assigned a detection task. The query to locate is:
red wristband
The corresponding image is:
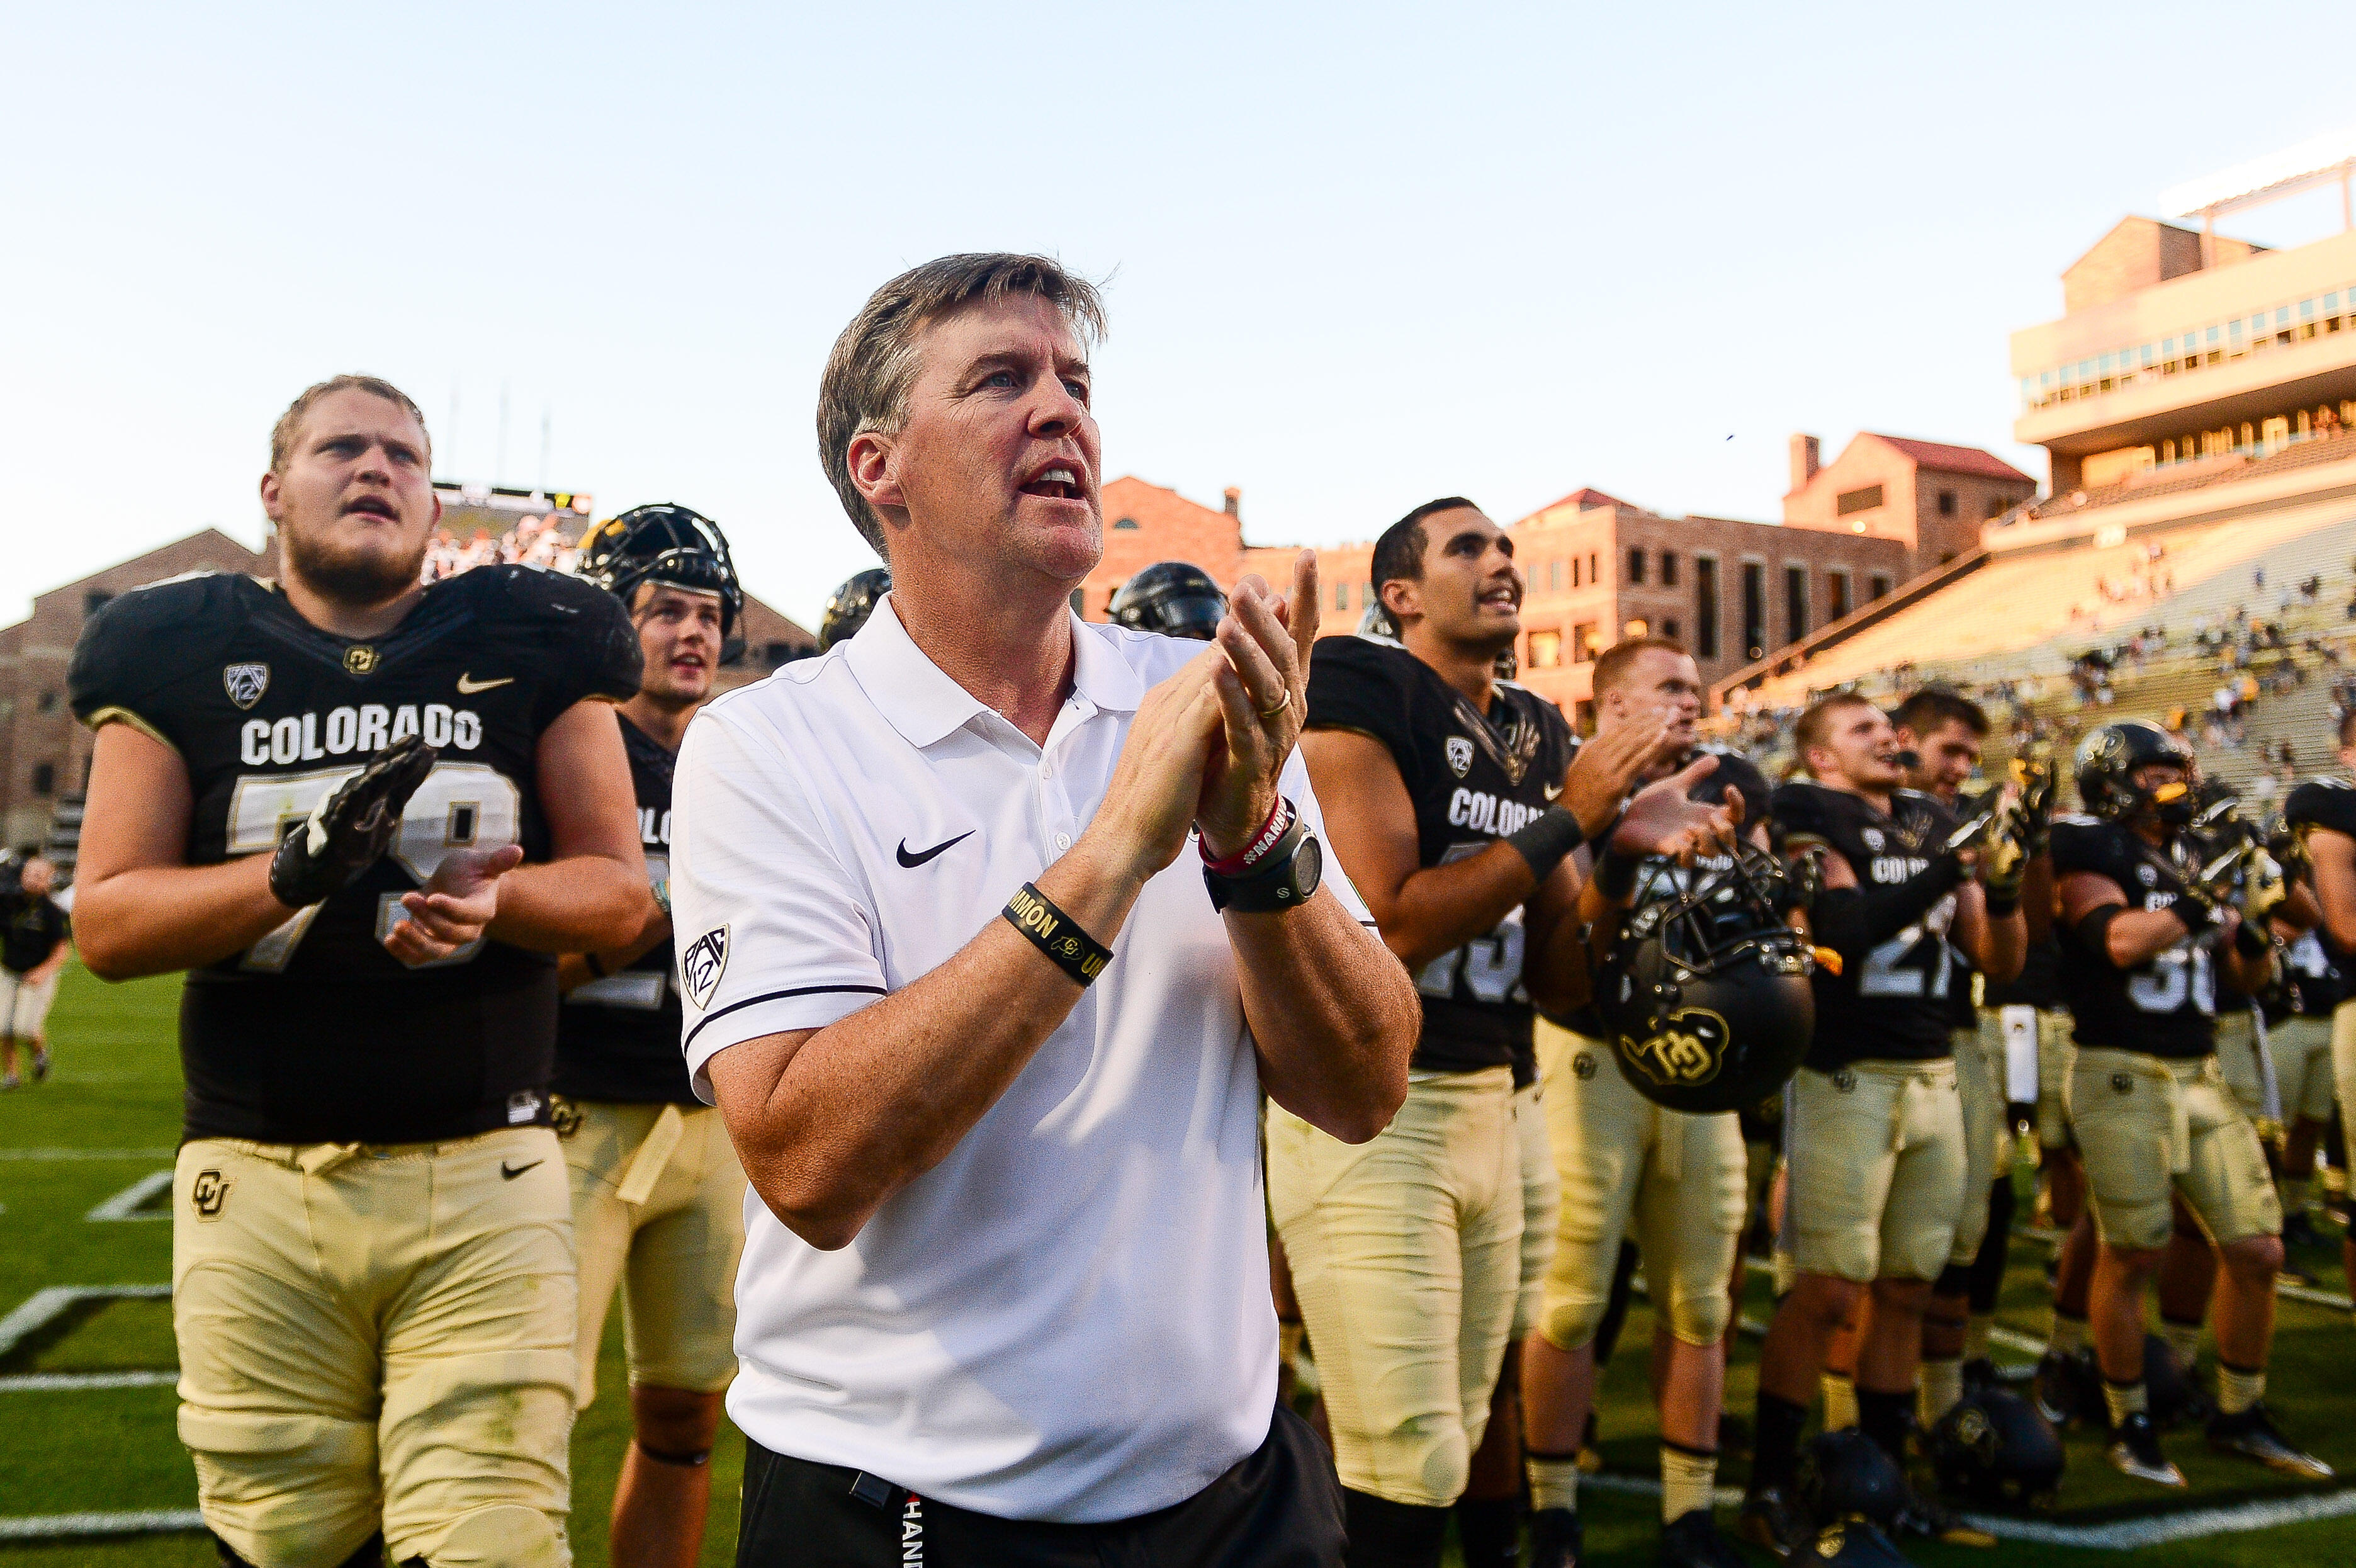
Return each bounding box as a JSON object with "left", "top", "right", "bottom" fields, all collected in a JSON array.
[{"left": 1202, "top": 798, "right": 1295, "bottom": 875}]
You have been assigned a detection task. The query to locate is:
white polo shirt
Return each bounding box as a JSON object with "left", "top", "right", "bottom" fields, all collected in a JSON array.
[{"left": 670, "top": 597, "right": 1368, "bottom": 1523}]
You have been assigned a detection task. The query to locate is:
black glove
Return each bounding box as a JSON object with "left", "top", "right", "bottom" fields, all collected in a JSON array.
[
  {"left": 268, "top": 736, "right": 437, "bottom": 908},
  {"left": 2011, "top": 752, "right": 2058, "bottom": 855}
]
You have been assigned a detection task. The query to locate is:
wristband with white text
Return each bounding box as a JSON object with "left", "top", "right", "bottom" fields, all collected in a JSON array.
[{"left": 1003, "top": 883, "right": 1112, "bottom": 987}]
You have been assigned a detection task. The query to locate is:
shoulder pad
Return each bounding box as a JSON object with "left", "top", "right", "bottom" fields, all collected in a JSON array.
[
  {"left": 1895, "top": 788, "right": 1958, "bottom": 834},
  {"left": 479, "top": 567, "right": 642, "bottom": 703},
  {"left": 68, "top": 572, "right": 254, "bottom": 730},
  {"left": 1769, "top": 781, "right": 1835, "bottom": 842},
  {"left": 2048, "top": 816, "right": 2119, "bottom": 875},
  {"left": 2286, "top": 779, "right": 2356, "bottom": 840}
]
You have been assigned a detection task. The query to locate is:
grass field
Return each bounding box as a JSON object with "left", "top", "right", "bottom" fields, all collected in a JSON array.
[{"left": 4, "top": 963, "right": 2355, "bottom": 1565}]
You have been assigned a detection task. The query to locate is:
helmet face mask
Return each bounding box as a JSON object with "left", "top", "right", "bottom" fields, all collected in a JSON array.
[
  {"left": 1599, "top": 842, "right": 1815, "bottom": 1114},
  {"left": 578, "top": 504, "right": 745, "bottom": 662}
]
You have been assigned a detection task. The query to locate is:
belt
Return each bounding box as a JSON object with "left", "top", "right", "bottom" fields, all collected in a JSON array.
[{"left": 616, "top": 1103, "right": 689, "bottom": 1206}]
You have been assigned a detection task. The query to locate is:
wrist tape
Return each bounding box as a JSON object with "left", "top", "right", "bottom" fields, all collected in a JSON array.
[{"left": 1506, "top": 806, "right": 1586, "bottom": 883}]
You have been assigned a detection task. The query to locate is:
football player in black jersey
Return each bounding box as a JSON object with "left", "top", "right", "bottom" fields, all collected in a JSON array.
[
  {"left": 1518, "top": 635, "right": 1769, "bottom": 1568},
  {"left": 1886, "top": 689, "right": 2022, "bottom": 1435},
  {"left": 1740, "top": 693, "right": 2024, "bottom": 1558},
  {"left": 2054, "top": 721, "right": 2326, "bottom": 1487},
  {"left": 1280, "top": 499, "right": 1733, "bottom": 1568},
  {"left": 556, "top": 505, "right": 751, "bottom": 1568},
  {"left": 70, "top": 375, "right": 651, "bottom": 1568},
  {"left": 2282, "top": 710, "right": 2356, "bottom": 1306}
]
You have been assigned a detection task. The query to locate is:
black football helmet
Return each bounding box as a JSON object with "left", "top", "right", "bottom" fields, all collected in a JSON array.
[
  {"left": 1797, "top": 1428, "right": 1907, "bottom": 1534},
  {"left": 577, "top": 504, "right": 746, "bottom": 663},
  {"left": 2142, "top": 1331, "right": 2201, "bottom": 1427},
  {"left": 1596, "top": 841, "right": 1815, "bottom": 1114},
  {"left": 1929, "top": 1387, "right": 2065, "bottom": 1509},
  {"left": 2075, "top": 721, "right": 2197, "bottom": 827},
  {"left": 819, "top": 567, "right": 891, "bottom": 651},
  {"left": 1109, "top": 562, "right": 1226, "bottom": 641}
]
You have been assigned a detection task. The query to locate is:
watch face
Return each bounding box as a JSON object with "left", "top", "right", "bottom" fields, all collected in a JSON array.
[{"left": 1294, "top": 833, "right": 1323, "bottom": 901}]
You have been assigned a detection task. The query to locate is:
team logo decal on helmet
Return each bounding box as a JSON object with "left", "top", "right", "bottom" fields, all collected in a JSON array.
[
  {"left": 820, "top": 567, "right": 892, "bottom": 651},
  {"left": 578, "top": 503, "right": 747, "bottom": 662},
  {"left": 1109, "top": 562, "right": 1227, "bottom": 642},
  {"left": 1621, "top": 1006, "right": 1731, "bottom": 1089},
  {"left": 223, "top": 663, "right": 270, "bottom": 709}
]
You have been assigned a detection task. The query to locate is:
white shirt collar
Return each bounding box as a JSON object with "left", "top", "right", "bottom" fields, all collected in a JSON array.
[{"left": 844, "top": 592, "right": 1145, "bottom": 750}]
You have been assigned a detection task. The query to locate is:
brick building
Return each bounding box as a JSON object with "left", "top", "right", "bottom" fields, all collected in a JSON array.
[
  {"left": 1781, "top": 433, "right": 2039, "bottom": 574},
  {"left": 0, "top": 516, "right": 816, "bottom": 867},
  {"left": 1073, "top": 470, "right": 1978, "bottom": 719}
]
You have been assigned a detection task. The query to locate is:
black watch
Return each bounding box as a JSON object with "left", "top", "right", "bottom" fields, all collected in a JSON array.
[{"left": 1205, "top": 816, "right": 1324, "bottom": 913}]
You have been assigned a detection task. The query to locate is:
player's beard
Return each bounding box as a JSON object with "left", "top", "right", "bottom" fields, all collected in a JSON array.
[{"left": 283, "top": 521, "right": 428, "bottom": 608}]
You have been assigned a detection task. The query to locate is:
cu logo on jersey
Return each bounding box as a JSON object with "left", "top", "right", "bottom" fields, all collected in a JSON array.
[
  {"left": 222, "top": 663, "right": 270, "bottom": 709},
  {"left": 1620, "top": 1007, "right": 1729, "bottom": 1088},
  {"left": 682, "top": 927, "right": 730, "bottom": 1010},
  {"left": 344, "top": 645, "right": 380, "bottom": 675},
  {"left": 190, "top": 1169, "right": 228, "bottom": 1219},
  {"left": 1445, "top": 736, "right": 1474, "bottom": 778}
]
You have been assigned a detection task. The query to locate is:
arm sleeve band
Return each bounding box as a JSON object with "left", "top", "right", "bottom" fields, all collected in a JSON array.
[
  {"left": 1805, "top": 857, "right": 1965, "bottom": 959},
  {"left": 1505, "top": 805, "right": 1585, "bottom": 884},
  {"left": 2234, "top": 920, "right": 2271, "bottom": 959},
  {"left": 2072, "top": 904, "right": 2126, "bottom": 967}
]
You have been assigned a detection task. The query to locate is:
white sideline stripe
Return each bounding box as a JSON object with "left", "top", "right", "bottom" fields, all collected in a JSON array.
[
  {"left": 1579, "top": 1470, "right": 2356, "bottom": 1547},
  {"left": 0, "top": 1508, "right": 204, "bottom": 1541},
  {"left": 0, "top": 1284, "right": 172, "bottom": 1363},
  {"left": 0, "top": 1148, "right": 174, "bottom": 1161},
  {"left": 0, "top": 1369, "right": 176, "bottom": 1392},
  {"left": 84, "top": 1170, "right": 172, "bottom": 1222}
]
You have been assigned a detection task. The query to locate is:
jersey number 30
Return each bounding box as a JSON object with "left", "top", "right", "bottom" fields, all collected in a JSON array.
[{"left": 225, "top": 762, "right": 523, "bottom": 972}]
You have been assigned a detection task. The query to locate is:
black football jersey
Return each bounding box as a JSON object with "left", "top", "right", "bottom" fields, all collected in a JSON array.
[
  {"left": 1558, "top": 747, "right": 1771, "bottom": 1039},
  {"left": 1, "top": 893, "right": 69, "bottom": 976},
  {"left": 69, "top": 567, "right": 641, "bottom": 1143},
  {"left": 1983, "top": 937, "right": 2061, "bottom": 1010},
  {"left": 2049, "top": 816, "right": 2219, "bottom": 1059},
  {"left": 2284, "top": 779, "right": 2356, "bottom": 1017},
  {"left": 554, "top": 713, "right": 693, "bottom": 1105},
  {"left": 1306, "top": 636, "right": 1577, "bottom": 1081},
  {"left": 1772, "top": 781, "right": 1962, "bottom": 1069}
]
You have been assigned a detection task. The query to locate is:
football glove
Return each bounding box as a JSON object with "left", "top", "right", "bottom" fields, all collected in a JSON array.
[
  {"left": 1980, "top": 798, "right": 2032, "bottom": 903},
  {"left": 2010, "top": 750, "right": 2058, "bottom": 854},
  {"left": 268, "top": 736, "right": 437, "bottom": 908},
  {"left": 2241, "top": 847, "right": 2289, "bottom": 928}
]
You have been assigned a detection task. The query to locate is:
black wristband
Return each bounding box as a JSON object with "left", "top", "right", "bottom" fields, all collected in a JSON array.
[
  {"left": 2170, "top": 890, "right": 2217, "bottom": 935},
  {"left": 1505, "top": 805, "right": 1585, "bottom": 883},
  {"left": 2233, "top": 920, "right": 2270, "bottom": 959},
  {"left": 1595, "top": 844, "right": 1645, "bottom": 903},
  {"left": 1984, "top": 891, "right": 2020, "bottom": 918},
  {"left": 1003, "top": 883, "right": 1112, "bottom": 986}
]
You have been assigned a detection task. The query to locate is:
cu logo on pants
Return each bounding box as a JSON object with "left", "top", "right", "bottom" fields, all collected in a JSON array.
[{"left": 190, "top": 1169, "right": 228, "bottom": 1218}]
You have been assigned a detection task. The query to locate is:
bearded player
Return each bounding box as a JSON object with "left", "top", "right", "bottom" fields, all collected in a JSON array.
[
  {"left": 70, "top": 375, "right": 650, "bottom": 1568},
  {"left": 555, "top": 506, "right": 752, "bottom": 1568},
  {"left": 1739, "top": 694, "right": 2024, "bottom": 1557},
  {"left": 1518, "top": 636, "right": 1769, "bottom": 1568},
  {"left": 1282, "top": 499, "right": 1728, "bottom": 1567},
  {"left": 2054, "top": 722, "right": 2325, "bottom": 1487}
]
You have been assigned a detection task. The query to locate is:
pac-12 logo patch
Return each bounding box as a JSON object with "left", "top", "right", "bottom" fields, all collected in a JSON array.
[
  {"left": 1861, "top": 827, "right": 1885, "bottom": 852},
  {"left": 1445, "top": 736, "right": 1474, "bottom": 777},
  {"left": 190, "top": 1169, "right": 228, "bottom": 1219},
  {"left": 222, "top": 663, "right": 270, "bottom": 709},
  {"left": 682, "top": 927, "right": 730, "bottom": 1010}
]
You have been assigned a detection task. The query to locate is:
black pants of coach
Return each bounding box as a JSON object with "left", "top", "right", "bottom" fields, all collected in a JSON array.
[{"left": 738, "top": 1406, "right": 1345, "bottom": 1567}]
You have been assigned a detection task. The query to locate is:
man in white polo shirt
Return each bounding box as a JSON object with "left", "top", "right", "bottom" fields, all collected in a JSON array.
[{"left": 671, "top": 254, "right": 1423, "bottom": 1565}]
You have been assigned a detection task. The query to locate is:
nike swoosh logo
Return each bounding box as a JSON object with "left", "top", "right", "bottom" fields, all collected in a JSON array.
[
  {"left": 1545, "top": 782, "right": 1564, "bottom": 801},
  {"left": 456, "top": 674, "right": 515, "bottom": 694},
  {"left": 897, "top": 831, "right": 974, "bottom": 868},
  {"left": 500, "top": 1160, "right": 543, "bottom": 1180}
]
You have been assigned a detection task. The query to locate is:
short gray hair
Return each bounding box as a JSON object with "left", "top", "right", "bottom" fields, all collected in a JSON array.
[{"left": 817, "top": 254, "right": 1107, "bottom": 555}]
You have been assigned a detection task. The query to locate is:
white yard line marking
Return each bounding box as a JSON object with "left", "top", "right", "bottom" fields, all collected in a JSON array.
[
  {"left": 1578, "top": 1470, "right": 2356, "bottom": 1547},
  {"left": 84, "top": 1170, "right": 172, "bottom": 1222},
  {"left": 0, "top": 1148, "right": 174, "bottom": 1161},
  {"left": 0, "top": 1509, "right": 204, "bottom": 1541},
  {"left": 0, "top": 1369, "right": 176, "bottom": 1392},
  {"left": 0, "top": 1285, "right": 171, "bottom": 1364}
]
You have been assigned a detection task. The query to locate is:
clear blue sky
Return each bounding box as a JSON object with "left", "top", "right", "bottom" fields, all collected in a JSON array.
[{"left": 6, "top": 3, "right": 2350, "bottom": 630}]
